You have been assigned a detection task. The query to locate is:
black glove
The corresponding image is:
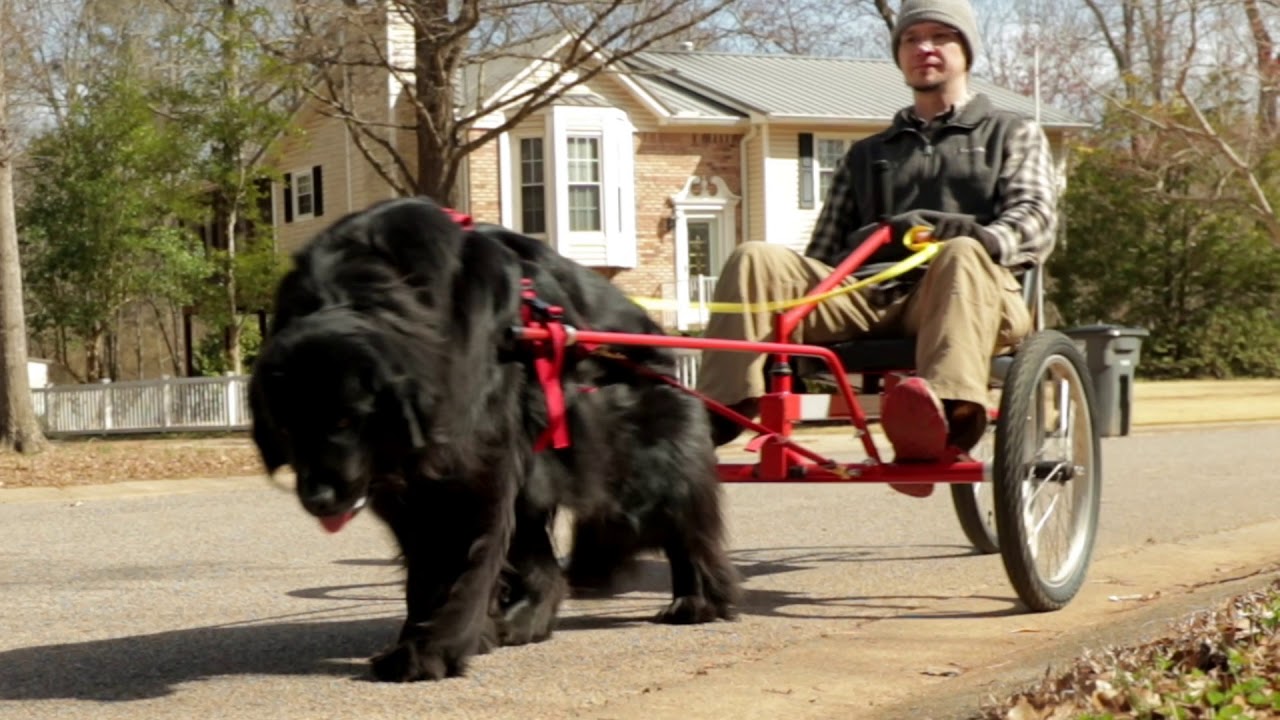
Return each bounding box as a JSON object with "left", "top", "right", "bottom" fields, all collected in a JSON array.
[
  {"left": 926, "top": 213, "right": 1003, "bottom": 260},
  {"left": 887, "top": 210, "right": 938, "bottom": 242}
]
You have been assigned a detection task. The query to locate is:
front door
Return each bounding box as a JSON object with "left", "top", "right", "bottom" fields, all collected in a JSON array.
[{"left": 686, "top": 218, "right": 720, "bottom": 316}]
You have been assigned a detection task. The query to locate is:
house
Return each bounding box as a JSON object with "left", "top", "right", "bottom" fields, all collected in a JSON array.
[{"left": 270, "top": 29, "right": 1085, "bottom": 331}]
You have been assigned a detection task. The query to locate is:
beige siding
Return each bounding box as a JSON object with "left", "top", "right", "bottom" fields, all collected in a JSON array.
[
  {"left": 386, "top": 8, "right": 415, "bottom": 92},
  {"left": 763, "top": 125, "right": 874, "bottom": 252},
  {"left": 273, "top": 84, "right": 394, "bottom": 255},
  {"left": 744, "top": 128, "right": 764, "bottom": 243}
]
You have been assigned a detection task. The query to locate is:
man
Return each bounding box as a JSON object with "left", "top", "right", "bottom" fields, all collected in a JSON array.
[{"left": 696, "top": 0, "right": 1058, "bottom": 486}]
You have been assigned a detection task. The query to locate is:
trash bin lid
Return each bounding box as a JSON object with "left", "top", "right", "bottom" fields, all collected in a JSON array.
[{"left": 1063, "top": 324, "right": 1150, "bottom": 338}]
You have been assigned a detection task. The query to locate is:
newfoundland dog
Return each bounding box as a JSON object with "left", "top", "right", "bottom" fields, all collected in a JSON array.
[{"left": 249, "top": 197, "right": 739, "bottom": 682}]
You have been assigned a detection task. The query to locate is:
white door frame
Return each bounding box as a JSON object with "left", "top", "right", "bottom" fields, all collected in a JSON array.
[{"left": 670, "top": 175, "right": 739, "bottom": 330}]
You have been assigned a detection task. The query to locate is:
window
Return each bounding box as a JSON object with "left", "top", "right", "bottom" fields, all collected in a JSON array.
[
  {"left": 499, "top": 106, "right": 637, "bottom": 267},
  {"left": 566, "top": 136, "right": 601, "bottom": 232},
  {"left": 295, "top": 173, "right": 314, "bottom": 217},
  {"left": 816, "top": 139, "right": 846, "bottom": 200},
  {"left": 284, "top": 165, "right": 324, "bottom": 223},
  {"left": 519, "top": 138, "right": 546, "bottom": 234}
]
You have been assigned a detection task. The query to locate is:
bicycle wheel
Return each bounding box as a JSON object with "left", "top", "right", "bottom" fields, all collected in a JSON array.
[{"left": 994, "top": 330, "right": 1102, "bottom": 612}]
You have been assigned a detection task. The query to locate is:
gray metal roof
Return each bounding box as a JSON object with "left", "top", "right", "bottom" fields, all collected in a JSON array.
[
  {"left": 628, "top": 51, "right": 1086, "bottom": 128},
  {"left": 627, "top": 73, "right": 745, "bottom": 119}
]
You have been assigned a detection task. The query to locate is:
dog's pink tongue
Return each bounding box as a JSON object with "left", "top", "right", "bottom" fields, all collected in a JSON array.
[{"left": 319, "top": 512, "right": 354, "bottom": 534}]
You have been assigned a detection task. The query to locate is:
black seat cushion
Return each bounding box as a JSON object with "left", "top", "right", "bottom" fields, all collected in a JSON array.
[{"left": 825, "top": 337, "right": 917, "bottom": 373}]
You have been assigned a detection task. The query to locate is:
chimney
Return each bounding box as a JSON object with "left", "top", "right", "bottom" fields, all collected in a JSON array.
[{"left": 679, "top": 41, "right": 695, "bottom": 52}]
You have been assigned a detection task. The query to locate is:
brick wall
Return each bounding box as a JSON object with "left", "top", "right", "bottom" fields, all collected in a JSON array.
[
  {"left": 611, "top": 131, "right": 742, "bottom": 301},
  {"left": 467, "top": 131, "right": 501, "bottom": 221}
]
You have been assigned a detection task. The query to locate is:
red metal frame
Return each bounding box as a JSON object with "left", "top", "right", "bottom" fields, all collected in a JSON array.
[{"left": 515, "top": 223, "right": 987, "bottom": 489}]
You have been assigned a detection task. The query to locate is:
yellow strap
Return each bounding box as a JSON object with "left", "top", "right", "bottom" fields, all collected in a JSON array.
[{"left": 631, "top": 227, "right": 938, "bottom": 314}]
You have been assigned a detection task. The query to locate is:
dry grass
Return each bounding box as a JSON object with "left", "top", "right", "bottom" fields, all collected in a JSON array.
[{"left": 0, "top": 435, "right": 263, "bottom": 488}]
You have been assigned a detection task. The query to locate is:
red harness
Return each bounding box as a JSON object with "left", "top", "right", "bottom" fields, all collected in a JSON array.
[
  {"left": 447, "top": 206, "right": 583, "bottom": 453},
  {"left": 518, "top": 279, "right": 575, "bottom": 452},
  {"left": 443, "top": 207, "right": 475, "bottom": 229}
]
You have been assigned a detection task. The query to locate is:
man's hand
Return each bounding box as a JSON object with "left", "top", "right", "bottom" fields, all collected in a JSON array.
[{"left": 926, "top": 213, "right": 1003, "bottom": 260}]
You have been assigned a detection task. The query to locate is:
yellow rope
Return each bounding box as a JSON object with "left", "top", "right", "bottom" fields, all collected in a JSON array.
[{"left": 631, "top": 227, "right": 940, "bottom": 314}]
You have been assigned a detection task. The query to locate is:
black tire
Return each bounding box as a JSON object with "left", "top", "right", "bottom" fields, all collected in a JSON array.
[
  {"left": 950, "top": 421, "right": 999, "bottom": 554},
  {"left": 994, "top": 330, "right": 1102, "bottom": 612}
]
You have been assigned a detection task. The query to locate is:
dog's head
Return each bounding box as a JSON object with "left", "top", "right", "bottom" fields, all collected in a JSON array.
[{"left": 249, "top": 308, "right": 435, "bottom": 533}]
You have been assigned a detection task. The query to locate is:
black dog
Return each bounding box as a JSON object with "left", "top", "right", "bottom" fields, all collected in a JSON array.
[{"left": 249, "top": 197, "right": 739, "bottom": 682}]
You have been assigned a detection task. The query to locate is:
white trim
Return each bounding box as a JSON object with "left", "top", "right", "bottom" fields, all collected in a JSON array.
[
  {"left": 498, "top": 131, "right": 514, "bottom": 228},
  {"left": 612, "top": 73, "right": 673, "bottom": 120}
]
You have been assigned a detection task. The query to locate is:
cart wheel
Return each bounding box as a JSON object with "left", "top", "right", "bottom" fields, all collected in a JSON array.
[
  {"left": 994, "top": 330, "right": 1101, "bottom": 612},
  {"left": 950, "top": 420, "right": 999, "bottom": 554}
]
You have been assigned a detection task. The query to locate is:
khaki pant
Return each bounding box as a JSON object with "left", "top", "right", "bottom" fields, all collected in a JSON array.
[{"left": 695, "top": 238, "right": 1032, "bottom": 408}]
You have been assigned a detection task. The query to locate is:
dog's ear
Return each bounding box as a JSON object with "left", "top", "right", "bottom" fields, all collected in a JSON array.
[{"left": 248, "top": 372, "right": 288, "bottom": 473}]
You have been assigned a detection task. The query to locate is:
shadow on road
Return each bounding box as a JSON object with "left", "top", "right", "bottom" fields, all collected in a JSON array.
[
  {"left": 553, "top": 544, "right": 1021, "bottom": 624},
  {"left": 0, "top": 544, "right": 1014, "bottom": 702},
  {"left": 0, "top": 614, "right": 400, "bottom": 702}
]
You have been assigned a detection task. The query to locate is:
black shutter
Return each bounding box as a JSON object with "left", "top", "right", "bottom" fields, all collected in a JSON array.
[
  {"left": 311, "top": 165, "right": 324, "bottom": 217},
  {"left": 283, "top": 173, "right": 293, "bottom": 223},
  {"left": 798, "top": 133, "right": 814, "bottom": 209}
]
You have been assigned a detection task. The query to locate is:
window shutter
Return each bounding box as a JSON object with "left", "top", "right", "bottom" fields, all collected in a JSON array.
[
  {"left": 283, "top": 173, "right": 294, "bottom": 223},
  {"left": 798, "top": 133, "right": 814, "bottom": 209},
  {"left": 311, "top": 165, "right": 324, "bottom": 217}
]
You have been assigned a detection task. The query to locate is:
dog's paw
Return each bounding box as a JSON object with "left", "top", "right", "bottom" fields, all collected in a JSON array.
[
  {"left": 655, "top": 595, "right": 721, "bottom": 625},
  {"left": 498, "top": 597, "right": 558, "bottom": 647},
  {"left": 370, "top": 641, "right": 462, "bottom": 682}
]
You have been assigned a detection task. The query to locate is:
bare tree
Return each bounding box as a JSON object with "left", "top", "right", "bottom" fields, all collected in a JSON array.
[
  {"left": 1077, "top": 0, "right": 1280, "bottom": 241},
  {"left": 712, "top": 0, "right": 886, "bottom": 56},
  {"left": 0, "top": 0, "right": 48, "bottom": 453},
  {"left": 290, "top": 0, "right": 742, "bottom": 204}
]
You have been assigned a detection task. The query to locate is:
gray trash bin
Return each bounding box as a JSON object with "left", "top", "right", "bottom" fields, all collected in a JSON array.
[{"left": 1063, "top": 324, "right": 1150, "bottom": 437}]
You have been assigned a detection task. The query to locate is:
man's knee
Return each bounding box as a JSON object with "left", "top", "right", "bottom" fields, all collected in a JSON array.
[
  {"left": 932, "top": 236, "right": 987, "bottom": 264},
  {"left": 721, "top": 241, "right": 797, "bottom": 280},
  {"left": 732, "top": 241, "right": 794, "bottom": 264}
]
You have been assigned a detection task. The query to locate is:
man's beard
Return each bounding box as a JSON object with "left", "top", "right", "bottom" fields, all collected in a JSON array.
[{"left": 909, "top": 79, "right": 945, "bottom": 93}]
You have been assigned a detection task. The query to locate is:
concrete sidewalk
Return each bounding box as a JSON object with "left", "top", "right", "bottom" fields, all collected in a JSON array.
[{"left": 1133, "top": 379, "right": 1280, "bottom": 426}]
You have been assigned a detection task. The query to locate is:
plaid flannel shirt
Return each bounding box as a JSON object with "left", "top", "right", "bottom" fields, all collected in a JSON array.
[{"left": 805, "top": 97, "right": 1058, "bottom": 270}]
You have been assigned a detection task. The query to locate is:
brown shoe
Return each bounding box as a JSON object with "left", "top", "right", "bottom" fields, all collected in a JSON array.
[
  {"left": 945, "top": 400, "right": 988, "bottom": 453},
  {"left": 709, "top": 398, "right": 759, "bottom": 447}
]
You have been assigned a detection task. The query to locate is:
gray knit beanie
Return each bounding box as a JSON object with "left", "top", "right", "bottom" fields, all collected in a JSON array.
[{"left": 891, "top": 0, "right": 982, "bottom": 69}]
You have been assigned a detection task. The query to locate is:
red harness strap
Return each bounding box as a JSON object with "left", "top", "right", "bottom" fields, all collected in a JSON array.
[
  {"left": 443, "top": 207, "right": 475, "bottom": 229},
  {"left": 519, "top": 279, "right": 572, "bottom": 452},
  {"left": 446, "top": 207, "right": 573, "bottom": 453}
]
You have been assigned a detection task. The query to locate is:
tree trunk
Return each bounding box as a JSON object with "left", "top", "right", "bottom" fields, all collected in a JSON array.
[
  {"left": 413, "top": 0, "right": 461, "bottom": 203},
  {"left": 0, "top": 35, "right": 48, "bottom": 452},
  {"left": 222, "top": 0, "right": 243, "bottom": 375},
  {"left": 225, "top": 204, "right": 241, "bottom": 375},
  {"left": 84, "top": 328, "right": 105, "bottom": 384}
]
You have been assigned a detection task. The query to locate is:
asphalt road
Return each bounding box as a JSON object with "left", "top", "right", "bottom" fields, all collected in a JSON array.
[{"left": 2, "top": 422, "right": 1279, "bottom": 720}]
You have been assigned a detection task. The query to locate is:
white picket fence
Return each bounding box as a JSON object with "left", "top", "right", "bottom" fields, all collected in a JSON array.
[
  {"left": 32, "top": 376, "right": 251, "bottom": 437},
  {"left": 28, "top": 353, "right": 703, "bottom": 437}
]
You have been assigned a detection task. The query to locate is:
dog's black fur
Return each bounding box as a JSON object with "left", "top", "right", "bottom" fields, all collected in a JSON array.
[{"left": 249, "top": 197, "right": 739, "bottom": 682}]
